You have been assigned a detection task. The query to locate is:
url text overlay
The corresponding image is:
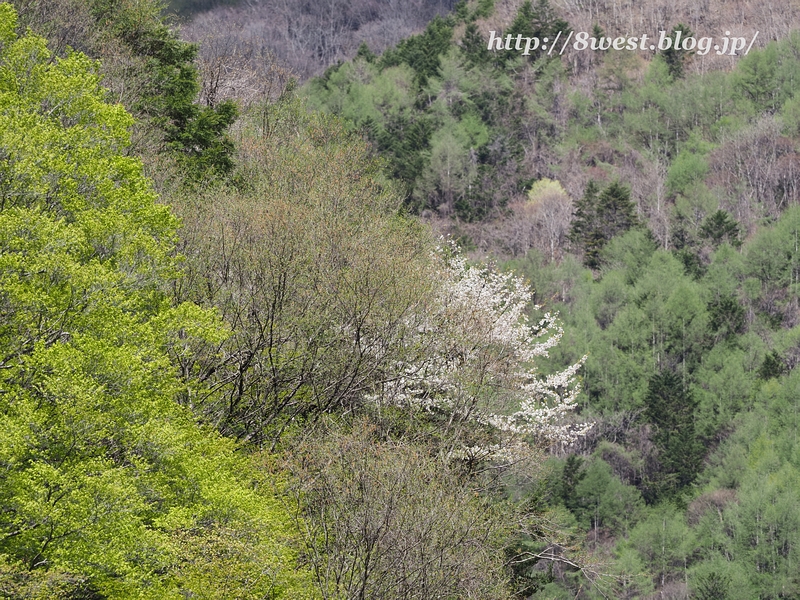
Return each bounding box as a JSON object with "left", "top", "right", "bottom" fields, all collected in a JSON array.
[{"left": 488, "top": 30, "right": 760, "bottom": 57}]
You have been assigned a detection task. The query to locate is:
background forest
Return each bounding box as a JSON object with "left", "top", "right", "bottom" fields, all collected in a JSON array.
[{"left": 4, "top": 0, "right": 800, "bottom": 598}]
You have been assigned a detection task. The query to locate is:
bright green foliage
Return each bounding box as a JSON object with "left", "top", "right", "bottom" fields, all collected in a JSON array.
[
  {"left": 627, "top": 506, "right": 693, "bottom": 589},
  {"left": 13, "top": 0, "right": 239, "bottom": 178},
  {"left": 508, "top": 193, "right": 800, "bottom": 594},
  {"left": 307, "top": 58, "right": 433, "bottom": 198},
  {"left": 743, "top": 206, "right": 800, "bottom": 327},
  {"left": 607, "top": 546, "right": 653, "bottom": 598},
  {"left": 414, "top": 112, "right": 483, "bottom": 218},
  {"left": 666, "top": 144, "right": 710, "bottom": 196},
  {"left": 0, "top": 8, "right": 312, "bottom": 596},
  {"left": 599, "top": 228, "right": 658, "bottom": 283},
  {"left": 693, "top": 343, "right": 755, "bottom": 438},
  {"left": 690, "top": 371, "right": 800, "bottom": 598},
  {"left": 0, "top": 556, "right": 94, "bottom": 598},
  {"left": 734, "top": 43, "right": 781, "bottom": 113},
  {"left": 572, "top": 457, "right": 644, "bottom": 535},
  {"left": 584, "top": 246, "right": 708, "bottom": 412}
]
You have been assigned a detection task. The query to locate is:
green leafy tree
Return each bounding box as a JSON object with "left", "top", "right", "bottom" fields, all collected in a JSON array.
[
  {"left": 734, "top": 42, "right": 780, "bottom": 113},
  {"left": 354, "top": 41, "right": 376, "bottom": 63},
  {"left": 379, "top": 14, "right": 454, "bottom": 86},
  {"left": 560, "top": 455, "right": 586, "bottom": 511},
  {"left": 0, "top": 8, "right": 312, "bottom": 596},
  {"left": 414, "top": 118, "right": 480, "bottom": 217},
  {"left": 707, "top": 295, "right": 746, "bottom": 340},
  {"left": 758, "top": 350, "right": 787, "bottom": 379},
  {"left": 14, "top": 0, "right": 238, "bottom": 178},
  {"left": 693, "top": 571, "right": 730, "bottom": 600},
  {"left": 745, "top": 206, "right": 800, "bottom": 327},
  {"left": 569, "top": 180, "right": 603, "bottom": 267},
  {"left": 461, "top": 22, "right": 491, "bottom": 67},
  {"left": 472, "top": 0, "right": 494, "bottom": 19},
  {"left": 597, "top": 181, "right": 639, "bottom": 240},
  {"left": 573, "top": 458, "right": 644, "bottom": 536},
  {"left": 666, "top": 148, "right": 709, "bottom": 196},
  {"left": 628, "top": 506, "right": 693, "bottom": 590},
  {"left": 591, "top": 23, "right": 606, "bottom": 50}
]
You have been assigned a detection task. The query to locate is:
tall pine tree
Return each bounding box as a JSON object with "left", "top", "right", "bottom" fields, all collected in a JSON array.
[{"left": 644, "top": 370, "right": 702, "bottom": 501}]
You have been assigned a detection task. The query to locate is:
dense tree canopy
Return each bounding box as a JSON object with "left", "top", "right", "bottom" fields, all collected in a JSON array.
[
  {"left": 11, "top": 0, "right": 800, "bottom": 596},
  {"left": 0, "top": 6, "right": 312, "bottom": 596}
]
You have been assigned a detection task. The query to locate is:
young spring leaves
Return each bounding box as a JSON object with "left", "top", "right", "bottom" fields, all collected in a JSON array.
[{"left": 0, "top": 6, "right": 312, "bottom": 597}]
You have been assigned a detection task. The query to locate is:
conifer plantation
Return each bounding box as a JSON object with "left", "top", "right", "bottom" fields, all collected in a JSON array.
[{"left": 4, "top": 0, "right": 800, "bottom": 598}]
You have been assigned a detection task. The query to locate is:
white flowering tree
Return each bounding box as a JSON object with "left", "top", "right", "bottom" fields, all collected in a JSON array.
[{"left": 369, "top": 242, "right": 591, "bottom": 463}]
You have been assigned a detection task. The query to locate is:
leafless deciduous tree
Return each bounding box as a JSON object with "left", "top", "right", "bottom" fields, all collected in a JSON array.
[
  {"left": 708, "top": 117, "right": 800, "bottom": 233},
  {"left": 190, "top": 16, "right": 294, "bottom": 108},
  {"left": 529, "top": 181, "right": 574, "bottom": 261},
  {"left": 453, "top": 179, "right": 573, "bottom": 260},
  {"left": 170, "top": 99, "right": 440, "bottom": 446},
  {"left": 12, "top": 0, "right": 96, "bottom": 56},
  {"left": 500, "top": 189, "right": 571, "bottom": 260},
  {"left": 182, "top": 0, "right": 457, "bottom": 82},
  {"left": 283, "top": 421, "right": 512, "bottom": 600}
]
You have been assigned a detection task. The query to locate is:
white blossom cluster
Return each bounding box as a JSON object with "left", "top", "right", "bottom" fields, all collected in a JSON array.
[{"left": 368, "top": 242, "right": 591, "bottom": 457}]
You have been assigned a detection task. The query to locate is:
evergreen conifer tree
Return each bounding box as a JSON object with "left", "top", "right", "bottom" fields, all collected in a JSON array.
[
  {"left": 700, "top": 209, "right": 741, "bottom": 248},
  {"left": 569, "top": 180, "right": 637, "bottom": 268},
  {"left": 461, "top": 22, "right": 491, "bottom": 67},
  {"left": 644, "top": 370, "right": 702, "bottom": 500},
  {"left": 506, "top": 0, "right": 570, "bottom": 63},
  {"left": 661, "top": 24, "right": 694, "bottom": 79}
]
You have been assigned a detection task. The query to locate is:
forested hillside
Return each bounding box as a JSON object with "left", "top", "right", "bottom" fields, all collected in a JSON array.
[
  {"left": 303, "top": 0, "right": 800, "bottom": 245},
  {"left": 299, "top": 0, "right": 800, "bottom": 598},
  {"left": 4, "top": 0, "right": 800, "bottom": 598},
  {"left": 0, "top": 0, "right": 585, "bottom": 597}
]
